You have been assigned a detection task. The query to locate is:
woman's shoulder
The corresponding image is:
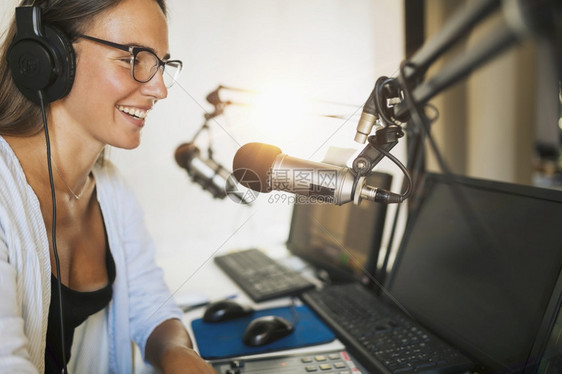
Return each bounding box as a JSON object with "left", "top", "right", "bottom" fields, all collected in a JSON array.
[
  {"left": 0, "top": 136, "right": 29, "bottom": 190},
  {"left": 0, "top": 135, "right": 20, "bottom": 168},
  {"left": 0, "top": 136, "right": 43, "bottom": 228}
]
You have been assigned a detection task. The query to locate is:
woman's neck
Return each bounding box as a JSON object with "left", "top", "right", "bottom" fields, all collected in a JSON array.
[{"left": 4, "top": 130, "right": 103, "bottom": 202}]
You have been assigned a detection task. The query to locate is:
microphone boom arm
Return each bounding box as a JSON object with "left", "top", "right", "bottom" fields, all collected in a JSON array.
[{"left": 352, "top": 0, "right": 559, "bottom": 202}]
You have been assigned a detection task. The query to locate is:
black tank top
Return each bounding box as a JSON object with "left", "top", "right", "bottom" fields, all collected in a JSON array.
[{"left": 44, "top": 240, "right": 116, "bottom": 373}]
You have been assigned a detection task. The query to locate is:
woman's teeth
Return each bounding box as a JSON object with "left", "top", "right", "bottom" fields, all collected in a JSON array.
[{"left": 117, "top": 105, "right": 148, "bottom": 119}]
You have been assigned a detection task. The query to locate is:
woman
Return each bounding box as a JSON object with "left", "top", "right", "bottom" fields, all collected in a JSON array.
[{"left": 0, "top": 0, "right": 215, "bottom": 373}]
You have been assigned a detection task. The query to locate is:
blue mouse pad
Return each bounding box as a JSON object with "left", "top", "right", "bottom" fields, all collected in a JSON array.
[{"left": 191, "top": 304, "right": 335, "bottom": 359}]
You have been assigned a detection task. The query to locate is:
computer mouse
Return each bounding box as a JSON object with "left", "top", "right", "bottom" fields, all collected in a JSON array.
[
  {"left": 242, "top": 315, "right": 295, "bottom": 347},
  {"left": 202, "top": 300, "right": 254, "bottom": 323}
]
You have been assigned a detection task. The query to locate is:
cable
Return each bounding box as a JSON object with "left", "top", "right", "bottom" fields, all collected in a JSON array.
[
  {"left": 398, "top": 60, "right": 452, "bottom": 175},
  {"left": 39, "top": 90, "right": 68, "bottom": 374},
  {"left": 289, "top": 297, "right": 299, "bottom": 326},
  {"left": 371, "top": 141, "right": 413, "bottom": 202},
  {"left": 374, "top": 77, "right": 392, "bottom": 126},
  {"left": 374, "top": 77, "right": 403, "bottom": 127},
  {"left": 376, "top": 108, "right": 429, "bottom": 286},
  {"left": 374, "top": 62, "right": 438, "bottom": 284}
]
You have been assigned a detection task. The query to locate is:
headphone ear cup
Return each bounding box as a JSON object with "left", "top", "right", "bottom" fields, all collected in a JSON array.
[
  {"left": 42, "top": 23, "right": 76, "bottom": 103},
  {"left": 6, "top": 6, "right": 76, "bottom": 105}
]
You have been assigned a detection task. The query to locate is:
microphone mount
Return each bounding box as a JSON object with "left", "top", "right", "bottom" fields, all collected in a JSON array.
[
  {"left": 350, "top": 74, "right": 411, "bottom": 203},
  {"left": 204, "top": 85, "right": 233, "bottom": 120},
  {"left": 352, "top": 125, "right": 404, "bottom": 177},
  {"left": 349, "top": 125, "right": 410, "bottom": 204},
  {"left": 191, "top": 85, "right": 232, "bottom": 153}
]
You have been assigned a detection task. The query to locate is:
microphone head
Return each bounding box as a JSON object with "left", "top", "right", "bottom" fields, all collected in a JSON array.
[
  {"left": 232, "top": 142, "right": 282, "bottom": 193},
  {"left": 174, "top": 143, "right": 200, "bottom": 169}
]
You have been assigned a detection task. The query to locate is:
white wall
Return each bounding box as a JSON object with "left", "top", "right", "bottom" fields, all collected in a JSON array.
[{"left": 1, "top": 1, "right": 404, "bottom": 292}]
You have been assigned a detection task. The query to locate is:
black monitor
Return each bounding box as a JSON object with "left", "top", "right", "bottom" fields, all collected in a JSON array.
[
  {"left": 286, "top": 172, "right": 392, "bottom": 284},
  {"left": 387, "top": 172, "right": 562, "bottom": 373}
]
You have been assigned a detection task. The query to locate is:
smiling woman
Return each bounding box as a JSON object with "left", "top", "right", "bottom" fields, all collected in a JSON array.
[{"left": 0, "top": 0, "right": 214, "bottom": 373}]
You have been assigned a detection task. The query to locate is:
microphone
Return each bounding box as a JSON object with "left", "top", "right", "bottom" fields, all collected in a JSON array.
[
  {"left": 232, "top": 143, "right": 403, "bottom": 205},
  {"left": 175, "top": 143, "right": 252, "bottom": 204}
]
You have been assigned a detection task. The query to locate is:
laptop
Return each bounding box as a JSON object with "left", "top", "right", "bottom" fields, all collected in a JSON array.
[{"left": 302, "top": 172, "right": 562, "bottom": 373}]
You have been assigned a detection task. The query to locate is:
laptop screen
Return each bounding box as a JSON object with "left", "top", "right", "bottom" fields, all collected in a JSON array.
[
  {"left": 387, "top": 173, "right": 562, "bottom": 372},
  {"left": 287, "top": 172, "right": 392, "bottom": 283}
]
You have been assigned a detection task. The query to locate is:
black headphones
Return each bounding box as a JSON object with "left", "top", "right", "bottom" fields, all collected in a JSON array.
[{"left": 6, "top": 6, "right": 75, "bottom": 105}]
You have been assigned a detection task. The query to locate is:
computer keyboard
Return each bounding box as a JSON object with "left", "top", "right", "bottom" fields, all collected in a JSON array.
[
  {"left": 214, "top": 248, "right": 316, "bottom": 302},
  {"left": 301, "top": 283, "right": 474, "bottom": 374}
]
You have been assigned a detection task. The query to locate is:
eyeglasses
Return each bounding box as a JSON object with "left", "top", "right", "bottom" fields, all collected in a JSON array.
[{"left": 78, "top": 34, "right": 183, "bottom": 88}]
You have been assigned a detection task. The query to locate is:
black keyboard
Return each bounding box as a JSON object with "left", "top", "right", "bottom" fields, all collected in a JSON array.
[
  {"left": 301, "top": 283, "right": 474, "bottom": 374},
  {"left": 214, "top": 248, "right": 316, "bottom": 302}
]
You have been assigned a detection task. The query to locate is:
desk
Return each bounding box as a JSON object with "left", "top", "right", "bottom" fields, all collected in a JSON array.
[{"left": 134, "top": 247, "right": 346, "bottom": 373}]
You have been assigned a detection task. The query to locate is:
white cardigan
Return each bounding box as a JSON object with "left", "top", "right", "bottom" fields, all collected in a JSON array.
[{"left": 0, "top": 137, "right": 182, "bottom": 373}]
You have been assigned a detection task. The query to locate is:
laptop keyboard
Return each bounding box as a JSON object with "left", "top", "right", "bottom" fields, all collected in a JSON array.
[
  {"left": 214, "top": 248, "right": 315, "bottom": 302},
  {"left": 301, "top": 283, "right": 474, "bottom": 374}
]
